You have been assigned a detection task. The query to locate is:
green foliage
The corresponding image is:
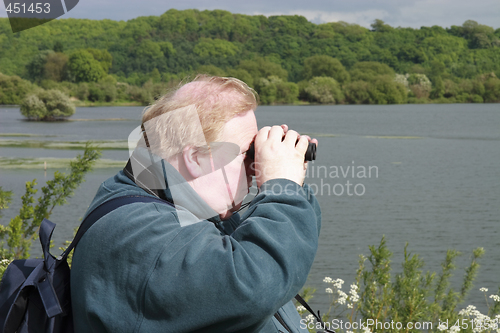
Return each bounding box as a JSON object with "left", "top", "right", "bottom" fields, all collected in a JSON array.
[
  {"left": 44, "top": 52, "right": 69, "bottom": 82},
  {"left": 350, "top": 62, "right": 395, "bottom": 82},
  {"left": 256, "top": 76, "right": 298, "bottom": 105},
  {"left": 483, "top": 77, "right": 500, "bottom": 102},
  {"left": 85, "top": 48, "right": 112, "bottom": 73},
  {"left": 193, "top": 38, "right": 239, "bottom": 58},
  {"left": 302, "top": 55, "right": 350, "bottom": 84},
  {"left": 68, "top": 50, "right": 106, "bottom": 83},
  {"left": 305, "top": 237, "right": 498, "bottom": 333},
  {"left": 0, "top": 144, "right": 101, "bottom": 271},
  {"left": 368, "top": 75, "right": 408, "bottom": 104},
  {"left": 0, "top": 73, "right": 33, "bottom": 104},
  {"left": 20, "top": 89, "right": 75, "bottom": 120},
  {"left": 0, "top": 12, "right": 499, "bottom": 105},
  {"left": 344, "top": 80, "right": 372, "bottom": 104},
  {"left": 238, "top": 57, "right": 288, "bottom": 84},
  {"left": 303, "top": 77, "right": 344, "bottom": 104},
  {"left": 26, "top": 50, "right": 54, "bottom": 82}
]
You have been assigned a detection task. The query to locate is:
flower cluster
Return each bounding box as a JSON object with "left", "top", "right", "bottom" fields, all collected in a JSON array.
[
  {"left": 450, "top": 288, "right": 500, "bottom": 333},
  {"left": 322, "top": 277, "right": 360, "bottom": 309}
]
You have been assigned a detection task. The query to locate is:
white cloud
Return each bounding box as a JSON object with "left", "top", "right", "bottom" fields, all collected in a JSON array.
[
  {"left": 252, "top": 9, "right": 390, "bottom": 28},
  {"left": 0, "top": 0, "right": 498, "bottom": 29}
]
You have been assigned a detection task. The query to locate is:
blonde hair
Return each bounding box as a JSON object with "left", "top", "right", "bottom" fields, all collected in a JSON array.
[{"left": 141, "top": 75, "right": 258, "bottom": 159}]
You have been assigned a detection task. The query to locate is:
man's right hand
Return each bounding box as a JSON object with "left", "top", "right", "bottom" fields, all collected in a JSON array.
[{"left": 253, "top": 125, "right": 314, "bottom": 188}]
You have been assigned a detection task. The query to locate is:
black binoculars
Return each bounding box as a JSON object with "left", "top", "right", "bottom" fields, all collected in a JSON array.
[{"left": 246, "top": 141, "right": 317, "bottom": 161}]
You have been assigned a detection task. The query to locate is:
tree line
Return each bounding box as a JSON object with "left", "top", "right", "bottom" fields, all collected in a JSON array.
[{"left": 0, "top": 10, "right": 499, "bottom": 107}]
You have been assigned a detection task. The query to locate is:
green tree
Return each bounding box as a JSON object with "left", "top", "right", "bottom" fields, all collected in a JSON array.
[
  {"left": 193, "top": 38, "right": 239, "bottom": 58},
  {"left": 226, "top": 68, "right": 254, "bottom": 87},
  {"left": 44, "top": 52, "right": 69, "bottom": 82},
  {"left": 430, "top": 76, "right": 445, "bottom": 99},
  {"left": 26, "top": 50, "right": 54, "bottom": 82},
  {"left": 68, "top": 50, "right": 106, "bottom": 83},
  {"left": 344, "top": 80, "right": 371, "bottom": 104},
  {"left": 483, "top": 77, "right": 500, "bottom": 102},
  {"left": 367, "top": 75, "right": 408, "bottom": 104},
  {"left": 370, "top": 19, "right": 393, "bottom": 33},
  {"left": 197, "top": 65, "right": 226, "bottom": 77},
  {"left": 350, "top": 61, "right": 395, "bottom": 82},
  {"left": 0, "top": 73, "right": 33, "bottom": 105},
  {"left": 303, "top": 76, "right": 344, "bottom": 104},
  {"left": 86, "top": 48, "right": 113, "bottom": 73},
  {"left": 302, "top": 55, "right": 350, "bottom": 84},
  {"left": 20, "top": 89, "right": 75, "bottom": 120},
  {"left": 257, "top": 76, "right": 298, "bottom": 104},
  {"left": 238, "top": 57, "right": 288, "bottom": 84},
  {"left": 0, "top": 144, "right": 101, "bottom": 268}
]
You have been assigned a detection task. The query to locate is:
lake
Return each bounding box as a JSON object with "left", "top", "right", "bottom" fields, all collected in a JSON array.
[{"left": 1, "top": 103, "right": 499, "bottom": 314}]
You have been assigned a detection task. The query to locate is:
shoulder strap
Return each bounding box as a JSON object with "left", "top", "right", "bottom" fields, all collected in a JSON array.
[
  {"left": 294, "top": 294, "right": 335, "bottom": 333},
  {"left": 62, "top": 195, "right": 173, "bottom": 257}
]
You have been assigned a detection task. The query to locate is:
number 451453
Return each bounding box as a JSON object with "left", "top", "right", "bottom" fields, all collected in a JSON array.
[{"left": 5, "top": 2, "right": 51, "bottom": 14}]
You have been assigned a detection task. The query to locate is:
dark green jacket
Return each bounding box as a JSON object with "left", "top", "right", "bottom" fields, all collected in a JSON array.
[{"left": 71, "top": 169, "right": 321, "bottom": 332}]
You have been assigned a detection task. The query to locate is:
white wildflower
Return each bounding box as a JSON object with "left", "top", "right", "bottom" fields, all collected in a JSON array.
[
  {"left": 347, "top": 303, "right": 353, "bottom": 309},
  {"left": 490, "top": 295, "right": 500, "bottom": 302},
  {"left": 362, "top": 327, "right": 372, "bottom": 333},
  {"left": 0, "top": 259, "right": 11, "bottom": 265},
  {"left": 459, "top": 305, "right": 477, "bottom": 316},
  {"left": 296, "top": 305, "right": 306, "bottom": 312},
  {"left": 480, "top": 287, "right": 488, "bottom": 293},
  {"left": 437, "top": 323, "right": 447, "bottom": 331},
  {"left": 332, "top": 278, "right": 344, "bottom": 289},
  {"left": 323, "top": 277, "right": 333, "bottom": 283},
  {"left": 349, "top": 284, "right": 360, "bottom": 303},
  {"left": 325, "top": 288, "right": 333, "bottom": 294},
  {"left": 449, "top": 325, "right": 461, "bottom": 333},
  {"left": 337, "top": 290, "right": 348, "bottom": 305},
  {"left": 346, "top": 331, "right": 354, "bottom": 333},
  {"left": 305, "top": 314, "right": 315, "bottom": 323}
]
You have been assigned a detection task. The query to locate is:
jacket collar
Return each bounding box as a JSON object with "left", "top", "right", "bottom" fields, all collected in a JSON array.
[{"left": 124, "top": 147, "right": 221, "bottom": 226}]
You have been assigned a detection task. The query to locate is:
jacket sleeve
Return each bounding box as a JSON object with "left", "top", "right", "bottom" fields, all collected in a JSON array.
[{"left": 141, "top": 179, "right": 321, "bottom": 332}]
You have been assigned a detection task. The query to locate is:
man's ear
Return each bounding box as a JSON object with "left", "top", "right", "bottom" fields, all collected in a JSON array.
[{"left": 182, "top": 146, "right": 205, "bottom": 179}]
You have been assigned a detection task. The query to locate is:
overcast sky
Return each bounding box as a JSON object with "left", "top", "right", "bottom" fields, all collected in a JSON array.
[{"left": 2, "top": 0, "right": 499, "bottom": 29}]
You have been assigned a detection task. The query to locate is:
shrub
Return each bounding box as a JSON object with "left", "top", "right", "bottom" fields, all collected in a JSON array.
[
  {"left": 0, "top": 144, "right": 101, "bottom": 274},
  {"left": 304, "top": 77, "right": 344, "bottom": 104},
  {"left": 297, "top": 237, "right": 498, "bottom": 333},
  {"left": 0, "top": 73, "right": 33, "bottom": 105},
  {"left": 256, "top": 76, "right": 298, "bottom": 105},
  {"left": 20, "top": 89, "right": 75, "bottom": 121}
]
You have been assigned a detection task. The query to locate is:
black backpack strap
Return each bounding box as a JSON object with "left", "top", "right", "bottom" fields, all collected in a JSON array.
[
  {"left": 295, "top": 294, "right": 335, "bottom": 333},
  {"left": 62, "top": 195, "right": 173, "bottom": 257}
]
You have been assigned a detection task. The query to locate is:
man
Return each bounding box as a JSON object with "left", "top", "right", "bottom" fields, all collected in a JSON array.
[{"left": 71, "top": 75, "right": 321, "bottom": 332}]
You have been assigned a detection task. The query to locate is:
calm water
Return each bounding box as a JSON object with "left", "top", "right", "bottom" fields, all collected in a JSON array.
[{"left": 1, "top": 104, "right": 499, "bottom": 314}]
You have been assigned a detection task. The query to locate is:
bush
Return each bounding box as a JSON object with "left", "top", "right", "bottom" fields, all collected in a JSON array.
[
  {"left": 0, "top": 144, "right": 101, "bottom": 272},
  {"left": 344, "top": 80, "right": 371, "bottom": 104},
  {"left": 368, "top": 75, "right": 408, "bottom": 104},
  {"left": 304, "top": 77, "right": 344, "bottom": 104},
  {"left": 297, "top": 237, "right": 499, "bottom": 333},
  {"left": 20, "top": 89, "right": 75, "bottom": 121},
  {"left": 256, "top": 76, "right": 298, "bottom": 105},
  {"left": 0, "top": 73, "right": 33, "bottom": 105}
]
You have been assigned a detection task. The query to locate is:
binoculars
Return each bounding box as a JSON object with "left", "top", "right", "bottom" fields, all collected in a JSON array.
[{"left": 246, "top": 141, "right": 317, "bottom": 161}]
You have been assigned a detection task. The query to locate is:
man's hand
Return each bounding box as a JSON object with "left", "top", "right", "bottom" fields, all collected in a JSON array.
[{"left": 253, "top": 125, "right": 317, "bottom": 188}]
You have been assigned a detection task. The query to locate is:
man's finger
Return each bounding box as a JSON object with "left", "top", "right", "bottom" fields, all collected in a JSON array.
[
  {"left": 283, "top": 130, "right": 299, "bottom": 146},
  {"left": 268, "top": 125, "right": 284, "bottom": 142},
  {"left": 295, "top": 135, "right": 309, "bottom": 155}
]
